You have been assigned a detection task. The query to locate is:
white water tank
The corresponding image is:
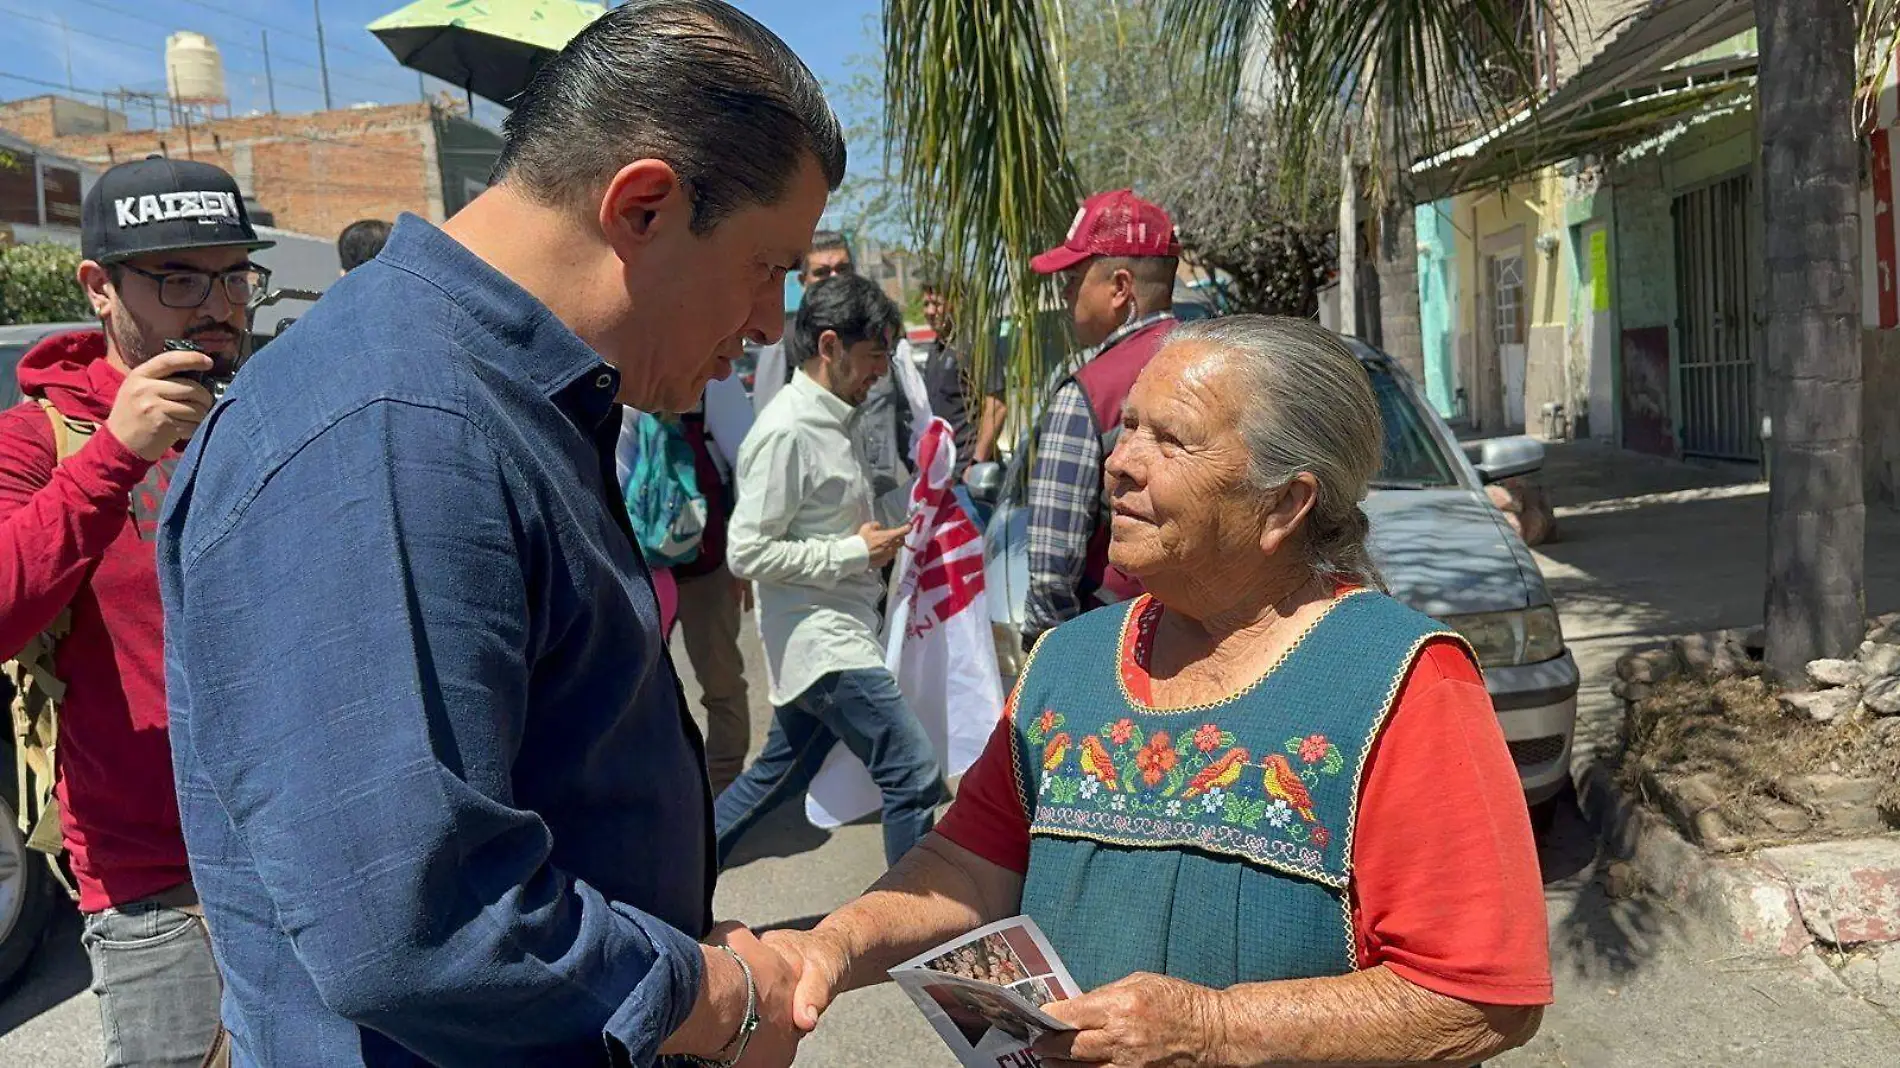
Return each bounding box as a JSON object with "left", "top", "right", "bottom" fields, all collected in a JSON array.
[{"left": 166, "top": 32, "right": 227, "bottom": 105}]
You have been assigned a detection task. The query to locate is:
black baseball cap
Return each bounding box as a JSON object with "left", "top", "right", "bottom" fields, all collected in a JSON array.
[{"left": 81, "top": 155, "right": 274, "bottom": 265}]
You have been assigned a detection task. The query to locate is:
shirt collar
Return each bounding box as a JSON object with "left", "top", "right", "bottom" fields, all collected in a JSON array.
[
  {"left": 789, "top": 368, "right": 855, "bottom": 426},
  {"left": 378, "top": 213, "right": 620, "bottom": 427},
  {"left": 1097, "top": 310, "right": 1177, "bottom": 354}
]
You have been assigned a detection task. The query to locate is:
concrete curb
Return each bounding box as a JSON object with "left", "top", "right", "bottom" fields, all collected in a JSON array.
[{"left": 1575, "top": 760, "right": 1811, "bottom": 957}]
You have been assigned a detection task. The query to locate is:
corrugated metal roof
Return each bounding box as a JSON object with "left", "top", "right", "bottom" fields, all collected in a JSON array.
[{"left": 1411, "top": 0, "right": 1757, "bottom": 196}]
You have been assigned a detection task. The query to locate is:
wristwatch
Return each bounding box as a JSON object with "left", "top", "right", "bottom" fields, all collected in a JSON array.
[{"left": 685, "top": 945, "right": 759, "bottom": 1068}]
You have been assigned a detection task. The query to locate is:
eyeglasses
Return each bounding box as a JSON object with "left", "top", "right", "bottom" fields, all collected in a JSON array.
[{"left": 119, "top": 263, "right": 271, "bottom": 309}]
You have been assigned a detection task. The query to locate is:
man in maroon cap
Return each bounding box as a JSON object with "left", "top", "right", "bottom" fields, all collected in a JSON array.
[{"left": 1021, "top": 188, "right": 1181, "bottom": 648}]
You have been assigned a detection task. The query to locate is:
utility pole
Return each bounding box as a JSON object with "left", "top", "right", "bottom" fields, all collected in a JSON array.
[
  {"left": 261, "top": 31, "right": 278, "bottom": 114},
  {"left": 313, "top": 0, "right": 334, "bottom": 110}
]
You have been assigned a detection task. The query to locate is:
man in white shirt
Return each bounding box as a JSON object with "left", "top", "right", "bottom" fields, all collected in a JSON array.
[{"left": 722, "top": 273, "right": 941, "bottom": 867}]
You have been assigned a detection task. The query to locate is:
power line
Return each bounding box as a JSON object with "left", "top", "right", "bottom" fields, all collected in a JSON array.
[
  {"left": 38, "top": 0, "right": 426, "bottom": 102},
  {"left": 167, "top": 0, "right": 393, "bottom": 64},
  {"left": 0, "top": 7, "right": 151, "bottom": 54},
  {"left": 0, "top": 68, "right": 93, "bottom": 95}
]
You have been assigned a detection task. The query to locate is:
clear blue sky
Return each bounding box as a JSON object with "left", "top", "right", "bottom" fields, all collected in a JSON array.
[{"left": 0, "top": 0, "right": 882, "bottom": 136}]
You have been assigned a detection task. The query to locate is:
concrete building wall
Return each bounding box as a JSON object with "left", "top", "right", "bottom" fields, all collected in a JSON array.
[
  {"left": 1523, "top": 170, "right": 1577, "bottom": 439},
  {"left": 1609, "top": 105, "right": 1757, "bottom": 460},
  {"left": 1866, "top": 330, "right": 1900, "bottom": 509},
  {"left": 1416, "top": 200, "right": 1461, "bottom": 420},
  {"left": 1609, "top": 148, "right": 1683, "bottom": 455}
]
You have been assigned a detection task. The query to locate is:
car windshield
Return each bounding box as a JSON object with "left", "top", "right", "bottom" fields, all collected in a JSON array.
[{"left": 1364, "top": 362, "right": 1460, "bottom": 489}]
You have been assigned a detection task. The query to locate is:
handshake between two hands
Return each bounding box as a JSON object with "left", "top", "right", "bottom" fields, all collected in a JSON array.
[
  {"left": 669, "top": 922, "right": 1227, "bottom": 1068},
  {"left": 661, "top": 923, "right": 846, "bottom": 1068}
]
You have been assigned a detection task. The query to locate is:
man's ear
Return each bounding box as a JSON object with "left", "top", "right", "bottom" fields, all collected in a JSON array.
[
  {"left": 598, "top": 158, "right": 689, "bottom": 258},
  {"left": 77, "top": 260, "right": 114, "bottom": 319},
  {"left": 817, "top": 329, "right": 843, "bottom": 362},
  {"left": 1259, "top": 473, "right": 1321, "bottom": 558}
]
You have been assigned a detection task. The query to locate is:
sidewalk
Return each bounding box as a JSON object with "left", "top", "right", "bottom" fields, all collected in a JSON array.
[
  {"left": 1529, "top": 440, "right": 1900, "bottom": 772},
  {"left": 1517, "top": 440, "right": 1900, "bottom": 1062}
]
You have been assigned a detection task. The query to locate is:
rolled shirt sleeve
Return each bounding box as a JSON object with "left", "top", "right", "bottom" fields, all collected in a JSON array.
[{"left": 165, "top": 401, "right": 703, "bottom": 1063}]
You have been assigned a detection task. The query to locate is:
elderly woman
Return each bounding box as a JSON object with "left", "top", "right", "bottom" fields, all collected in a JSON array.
[{"left": 768, "top": 317, "right": 1550, "bottom": 1066}]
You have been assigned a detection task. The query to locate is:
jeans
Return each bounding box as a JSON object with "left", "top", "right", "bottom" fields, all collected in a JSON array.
[
  {"left": 81, "top": 897, "right": 222, "bottom": 1068},
  {"left": 715, "top": 668, "right": 942, "bottom": 867}
]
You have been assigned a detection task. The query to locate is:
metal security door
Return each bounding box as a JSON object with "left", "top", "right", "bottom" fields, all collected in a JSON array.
[{"left": 1672, "top": 175, "right": 1760, "bottom": 462}]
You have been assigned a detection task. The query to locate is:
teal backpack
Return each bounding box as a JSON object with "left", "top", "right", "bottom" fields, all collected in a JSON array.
[{"left": 620, "top": 411, "right": 708, "bottom": 568}]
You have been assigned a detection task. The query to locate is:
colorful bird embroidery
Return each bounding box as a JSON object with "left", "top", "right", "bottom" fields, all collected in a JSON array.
[
  {"left": 1080, "top": 736, "right": 1120, "bottom": 790},
  {"left": 1181, "top": 748, "right": 1250, "bottom": 798},
  {"left": 1042, "top": 732, "right": 1071, "bottom": 772},
  {"left": 1262, "top": 754, "right": 1319, "bottom": 822}
]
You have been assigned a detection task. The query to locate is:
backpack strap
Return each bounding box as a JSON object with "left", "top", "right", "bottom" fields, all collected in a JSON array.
[
  {"left": 36, "top": 396, "right": 97, "bottom": 462},
  {"left": 3, "top": 396, "right": 98, "bottom": 898}
]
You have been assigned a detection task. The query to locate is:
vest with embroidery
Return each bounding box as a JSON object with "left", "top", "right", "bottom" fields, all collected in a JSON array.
[{"left": 1007, "top": 591, "right": 1456, "bottom": 992}]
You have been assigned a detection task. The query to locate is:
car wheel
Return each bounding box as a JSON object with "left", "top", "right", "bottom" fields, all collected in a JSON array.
[{"left": 0, "top": 793, "right": 56, "bottom": 991}]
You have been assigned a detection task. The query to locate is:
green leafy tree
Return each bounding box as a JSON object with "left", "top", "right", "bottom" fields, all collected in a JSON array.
[
  {"left": 0, "top": 243, "right": 92, "bottom": 326},
  {"left": 1150, "top": 109, "right": 1339, "bottom": 316}
]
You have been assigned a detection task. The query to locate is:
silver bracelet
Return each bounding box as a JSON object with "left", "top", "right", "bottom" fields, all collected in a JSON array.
[{"left": 687, "top": 944, "right": 759, "bottom": 1068}]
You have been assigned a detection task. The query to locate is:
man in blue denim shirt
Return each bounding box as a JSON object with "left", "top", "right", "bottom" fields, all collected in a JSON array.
[{"left": 156, "top": 4, "right": 843, "bottom": 1064}]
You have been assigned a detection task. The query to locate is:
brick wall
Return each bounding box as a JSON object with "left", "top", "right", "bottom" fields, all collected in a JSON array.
[
  {"left": 29, "top": 103, "right": 491, "bottom": 239},
  {"left": 0, "top": 98, "right": 57, "bottom": 145}
]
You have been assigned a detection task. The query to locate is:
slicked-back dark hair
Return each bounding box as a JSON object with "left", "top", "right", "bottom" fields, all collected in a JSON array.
[
  {"left": 337, "top": 219, "right": 391, "bottom": 272},
  {"left": 791, "top": 274, "right": 903, "bottom": 365},
  {"left": 493, "top": 0, "right": 847, "bottom": 234}
]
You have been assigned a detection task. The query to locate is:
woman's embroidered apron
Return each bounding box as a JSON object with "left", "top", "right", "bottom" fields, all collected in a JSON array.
[{"left": 1008, "top": 590, "right": 1458, "bottom": 992}]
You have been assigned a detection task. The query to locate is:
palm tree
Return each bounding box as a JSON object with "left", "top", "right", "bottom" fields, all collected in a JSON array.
[
  {"left": 883, "top": 0, "right": 1889, "bottom": 681},
  {"left": 880, "top": 0, "right": 1531, "bottom": 400},
  {"left": 1753, "top": 0, "right": 1868, "bottom": 679}
]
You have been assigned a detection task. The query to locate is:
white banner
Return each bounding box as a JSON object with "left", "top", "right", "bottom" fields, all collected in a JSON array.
[{"left": 805, "top": 417, "right": 1004, "bottom": 829}]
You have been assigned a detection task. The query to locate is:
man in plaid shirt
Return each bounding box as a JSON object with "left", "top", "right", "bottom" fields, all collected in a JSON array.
[{"left": 1022, "top": 190, "right": 1182, "bottom": 648}]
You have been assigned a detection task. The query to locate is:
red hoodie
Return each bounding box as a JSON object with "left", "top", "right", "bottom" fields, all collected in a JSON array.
[{"left": 0, "top": 330, "right": 188, "bottom": 912}]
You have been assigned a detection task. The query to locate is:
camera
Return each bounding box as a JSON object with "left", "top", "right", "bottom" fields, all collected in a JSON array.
[{"left": 162, "top": 338, "right": 238, "bottom": 401}]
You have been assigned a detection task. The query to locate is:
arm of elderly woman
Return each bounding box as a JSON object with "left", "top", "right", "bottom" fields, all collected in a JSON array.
[
  {"left": 1032, "top": 966, "right": 1540, "bottom": 1068},
  {"left": 763, "top": 832, "right": 1024, "bottom": 1029},
  {"left": 774, "top": 835, "right": 1537, "bottom": 1067},
  {"left": 775, "top": 640, "right": 1547, "bottom": 1064}
]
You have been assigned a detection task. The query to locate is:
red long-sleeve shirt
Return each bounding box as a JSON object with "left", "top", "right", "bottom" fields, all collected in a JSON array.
[{"left": 0, "top": 330, "right": 189, "bottom": 912}]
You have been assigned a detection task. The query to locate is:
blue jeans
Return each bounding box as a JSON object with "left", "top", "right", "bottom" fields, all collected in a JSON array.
[
  {"left": 81, "top": 897, "right": 222, "bottom": 1068},
  {"left": 715, "top": 668, "right": 943, "bottom": 867}
]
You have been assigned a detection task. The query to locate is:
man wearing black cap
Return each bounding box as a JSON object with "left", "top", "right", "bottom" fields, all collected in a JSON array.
[{"left": 0, "top": 155, "right": 270, "bottom": 1067}]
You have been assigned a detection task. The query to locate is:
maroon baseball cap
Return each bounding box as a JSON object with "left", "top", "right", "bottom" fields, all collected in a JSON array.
[{"left": 1030, "top": 188, "right": 1182, "bottom": 275}]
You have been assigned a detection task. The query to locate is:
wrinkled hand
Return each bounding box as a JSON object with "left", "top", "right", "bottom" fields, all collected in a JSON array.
[
  {"left": 857, "top": 520, "right": 914, "bottom": 569},
  {"left": 1033, "top": 972, "right": 1226, "bottom": 1068},
  {"left": 761, "top": 928, "right": 848, "bottom": 1031},
  {"left": 106, "top": 348, "right": 216, "bottom": 461}
]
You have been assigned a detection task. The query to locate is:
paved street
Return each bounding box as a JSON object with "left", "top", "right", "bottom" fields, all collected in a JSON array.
[{"left": 4, "top": 442, "right": 1899, "bottom": 1064}]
